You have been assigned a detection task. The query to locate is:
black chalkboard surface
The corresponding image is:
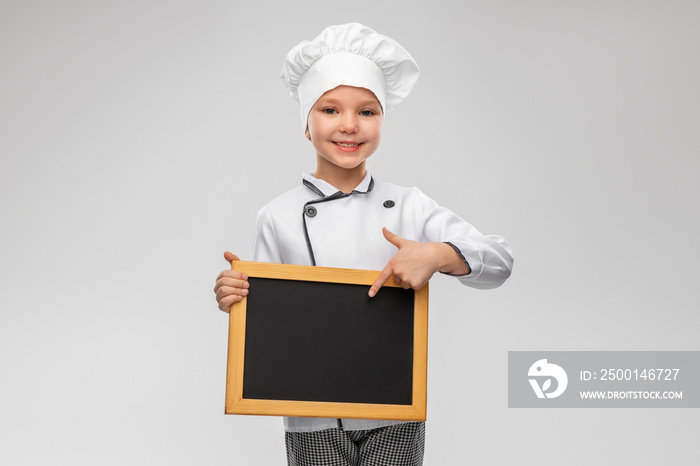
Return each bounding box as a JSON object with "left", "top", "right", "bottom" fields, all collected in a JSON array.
[{"left": 225, "top": 261, "right": 428, "bottom": 421}]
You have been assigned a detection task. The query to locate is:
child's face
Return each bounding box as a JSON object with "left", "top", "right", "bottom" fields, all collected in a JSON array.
[{"left": 305, "top": 85, "right": 383, "bottom": 174}]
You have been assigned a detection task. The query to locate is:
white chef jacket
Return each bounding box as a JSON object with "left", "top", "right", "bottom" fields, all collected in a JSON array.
[{"left": 252, "top": 172, "right": 513, "bottom": 432}]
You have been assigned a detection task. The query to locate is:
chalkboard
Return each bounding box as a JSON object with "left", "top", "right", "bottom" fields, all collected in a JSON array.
[{"left": 225, "top": 261, "right": 428, "bottom": 421}]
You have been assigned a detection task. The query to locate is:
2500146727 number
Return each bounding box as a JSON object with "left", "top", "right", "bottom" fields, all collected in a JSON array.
[{"left": 599, "top": 368, "right": 680, "bottom": 381}]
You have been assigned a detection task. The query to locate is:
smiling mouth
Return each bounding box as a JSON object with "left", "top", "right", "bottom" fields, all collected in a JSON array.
[{"left": 333, "top": 141, "right": 361, "bottom": 148}]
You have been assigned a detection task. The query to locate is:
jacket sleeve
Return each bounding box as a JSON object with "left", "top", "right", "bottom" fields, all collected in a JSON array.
[
  {"left": 252, "top": 205, "right": 283, "bottom": 263},
  {"left": 412, "top": 187, "right": 513, "bottom": 290}
]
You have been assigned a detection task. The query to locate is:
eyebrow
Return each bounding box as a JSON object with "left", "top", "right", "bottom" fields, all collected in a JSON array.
[{"left": 319, "top": 98, "right": 381, "bottom": 107}]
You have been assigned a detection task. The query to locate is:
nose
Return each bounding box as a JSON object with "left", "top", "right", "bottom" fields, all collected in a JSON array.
[{"left": 339, "top": 113, "right": 359, "bottom": 133}]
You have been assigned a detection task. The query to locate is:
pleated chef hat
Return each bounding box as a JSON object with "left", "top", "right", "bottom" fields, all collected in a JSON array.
[{"left": 280, "top": 23, "right": 420, "bottom": 132}]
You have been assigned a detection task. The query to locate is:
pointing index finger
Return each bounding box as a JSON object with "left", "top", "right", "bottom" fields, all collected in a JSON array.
[{"left": 369, "top": 264, "right": 393, "bottom": 298}]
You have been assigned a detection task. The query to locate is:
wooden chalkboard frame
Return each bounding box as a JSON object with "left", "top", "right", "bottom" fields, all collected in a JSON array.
[{"left": 225, "top": 260, "right": 428, "bottom": 421}]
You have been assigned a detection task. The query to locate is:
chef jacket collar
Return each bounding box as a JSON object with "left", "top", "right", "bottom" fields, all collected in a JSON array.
[{"left": 302, "top": 172, "right": 374, "bottom": 198}]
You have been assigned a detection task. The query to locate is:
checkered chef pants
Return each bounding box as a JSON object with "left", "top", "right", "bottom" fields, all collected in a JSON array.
[{"left": 285, "top": 421, "right": 425, "bottom": 466}]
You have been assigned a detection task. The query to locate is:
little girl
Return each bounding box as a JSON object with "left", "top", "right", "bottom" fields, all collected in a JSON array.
[{"left": 214, "top": 22, "right": 513, "bottom": 466}]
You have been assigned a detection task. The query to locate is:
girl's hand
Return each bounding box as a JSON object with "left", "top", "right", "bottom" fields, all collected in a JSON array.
[
  {"left": 368, "top": 228, "right": 469, "bottom": 297},
  {"left": 213, "top": 251, "right": 249, "bottom": 313}
]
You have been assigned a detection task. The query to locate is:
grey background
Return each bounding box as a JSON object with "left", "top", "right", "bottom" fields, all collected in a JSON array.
[{"left": 1, "top": 1, "right": 698, "bottom": 464}]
